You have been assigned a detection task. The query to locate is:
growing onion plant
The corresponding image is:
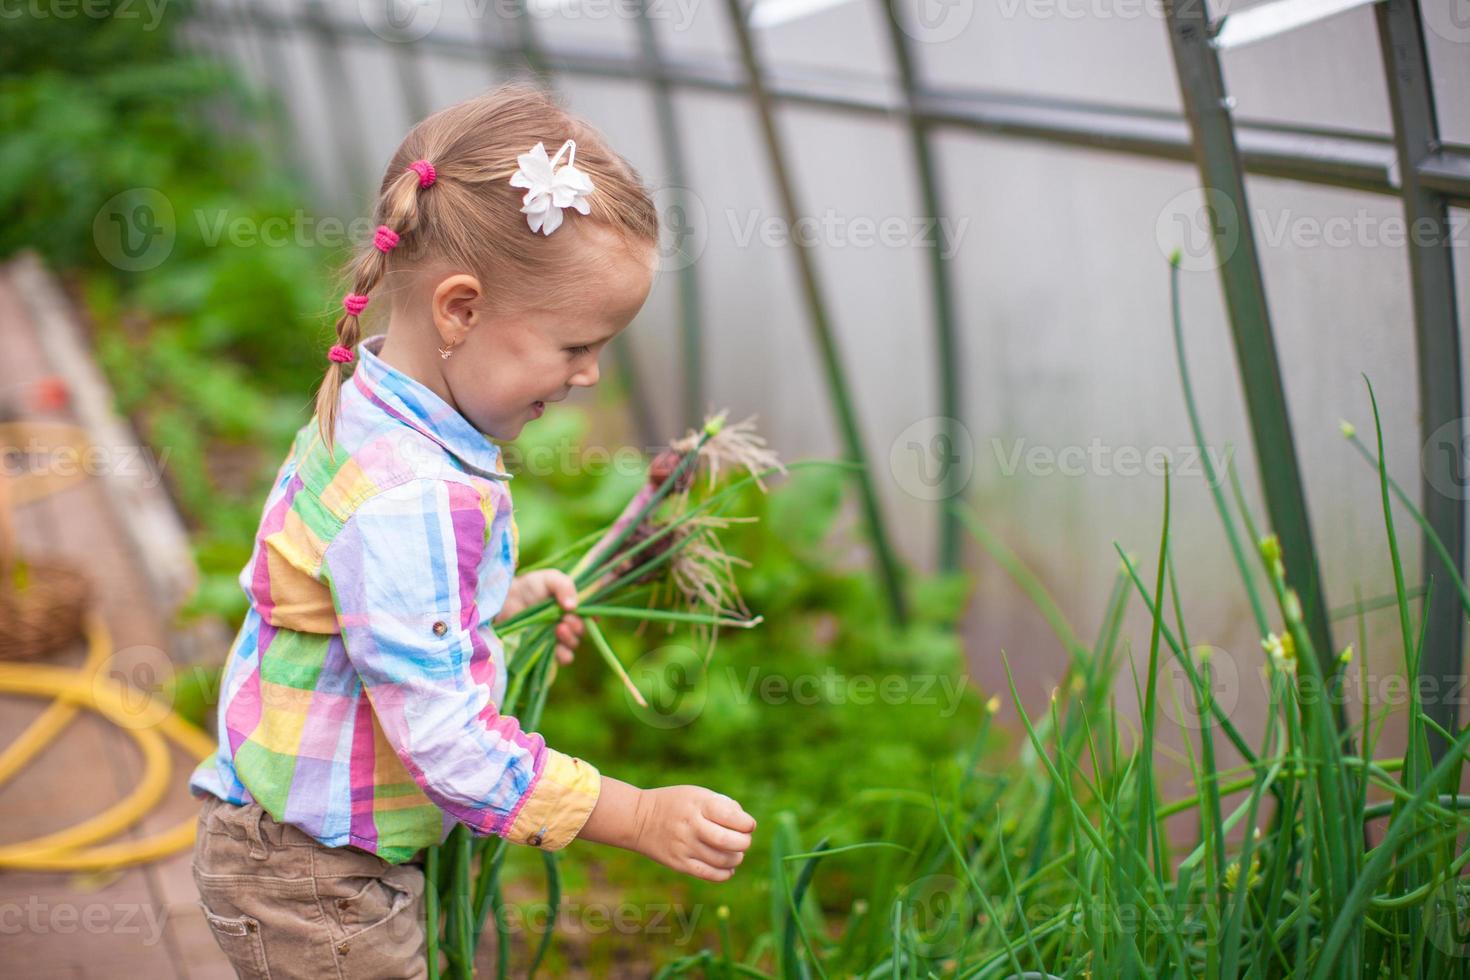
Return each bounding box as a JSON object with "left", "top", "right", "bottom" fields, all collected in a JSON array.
[{"left": 651, "top": 263, "right": 1470, "bottom": 978}]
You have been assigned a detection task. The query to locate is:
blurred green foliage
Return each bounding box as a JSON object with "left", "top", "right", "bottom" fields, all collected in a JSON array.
[
  {"left": 501, "top": 411, "right": 984, "bottom": 973},
  {"left": 2, "top": 1, "right": 344, "bottom": 622}
]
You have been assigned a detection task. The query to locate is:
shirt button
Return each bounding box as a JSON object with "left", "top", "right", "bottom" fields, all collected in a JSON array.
[
  {"left": 338, "top": 942, "right": 350, "bottom": 955},
  {"left": 432, "top": 621, "right": 448, "bottom": 637},
  {"left": 529, "top": 832, "right": 544, "bottom": 846}
]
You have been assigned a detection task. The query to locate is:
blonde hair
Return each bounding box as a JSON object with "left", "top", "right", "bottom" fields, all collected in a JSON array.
[{"left": 312, "top": 81, "right": 660, "bottom": 457}]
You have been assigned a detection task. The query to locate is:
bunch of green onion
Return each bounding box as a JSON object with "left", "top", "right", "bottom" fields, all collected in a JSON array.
[{"left": 424, "top": 411, "right": 785, "bottom": 979}]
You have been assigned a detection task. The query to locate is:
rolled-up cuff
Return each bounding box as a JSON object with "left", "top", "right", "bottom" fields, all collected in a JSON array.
[{"left": 505, "top": 750, "right": 601, "bottom": 850}]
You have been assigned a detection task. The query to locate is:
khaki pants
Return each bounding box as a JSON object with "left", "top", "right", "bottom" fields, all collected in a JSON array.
[{"left": 192, "top": 794, "right": 429, "bottom": 979}]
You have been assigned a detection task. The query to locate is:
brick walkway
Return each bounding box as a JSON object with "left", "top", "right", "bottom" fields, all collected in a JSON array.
[{"left": 0, "top": 255, "right": 233, "bottom": 978}]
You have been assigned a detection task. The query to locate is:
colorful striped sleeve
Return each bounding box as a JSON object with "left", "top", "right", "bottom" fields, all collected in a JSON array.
[{"left": 322, "top": 477, "right": 601, "bottom": 850}]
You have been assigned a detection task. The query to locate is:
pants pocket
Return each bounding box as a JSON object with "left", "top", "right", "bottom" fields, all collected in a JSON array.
[
  {"left": 330, "top": 869, "right": 413, "bottom": 932},
  {"left": 320, "top": 863, "right": 427, "bottom": 977},
  {"left": 197, "top": 900, "right": 272, "bottom": 980}
]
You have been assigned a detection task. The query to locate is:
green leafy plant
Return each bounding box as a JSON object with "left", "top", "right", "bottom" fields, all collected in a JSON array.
[
  {"left": 646, "top": 263, "right": 1470, "bottom": 978},
  {"left": 3, "top": 5, "right": 348, "bottom": 625}
]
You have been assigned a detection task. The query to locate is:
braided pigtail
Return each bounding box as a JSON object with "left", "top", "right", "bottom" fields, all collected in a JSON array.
[{"left": 312, "top": 159, "right": 439, "bottom": 458}]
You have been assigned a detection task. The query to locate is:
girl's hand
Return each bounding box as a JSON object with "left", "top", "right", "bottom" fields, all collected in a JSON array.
[
  {"left": 632, "top": 786, "right": 756, "bottom": 882},
  {"left": 496, "top": 570, "right": 585, "bottom": 665}
]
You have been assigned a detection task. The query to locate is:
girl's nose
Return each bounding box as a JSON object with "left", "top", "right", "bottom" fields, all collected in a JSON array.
[{"left": 570, "top": 361, "right": 600, "bottom": 387}]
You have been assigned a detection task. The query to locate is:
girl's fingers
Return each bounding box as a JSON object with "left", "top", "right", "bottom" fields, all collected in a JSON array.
[
  {"left": 556, "top": 620, "right": 582, "bottom": 649},
  {"left": 555, "top": 645, "right": 574, "bottom": 665},
  {"left": 696, "top": 823, "right": 752, "bottom": 854},
  {"left": 548, "top": 572, "right": 580, "bottom": 612},
  {"left": 692, "top": 840, "right": 743, "bottom": 870},
  {"left": 684, "top": 857, "right": 735, "bottom": 882},
  {"left": 703, "top": 794, "right": 756, "bottom": 833}
]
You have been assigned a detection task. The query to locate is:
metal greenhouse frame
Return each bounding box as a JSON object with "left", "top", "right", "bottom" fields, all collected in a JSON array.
[{"left": 190, "top": 0, "right": 1469, "bottom": 748}]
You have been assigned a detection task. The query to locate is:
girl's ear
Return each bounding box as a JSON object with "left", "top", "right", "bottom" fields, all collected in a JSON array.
[{"left": 431, "top": 273, "right": 484, "bottom": 345}]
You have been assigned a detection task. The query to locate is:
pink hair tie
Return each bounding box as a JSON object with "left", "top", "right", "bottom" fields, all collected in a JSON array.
[
  {"left": 408, "top": 160, "right": 436, "bottom": 188},
  {"left": 328, "top": 344, "right": 355, "bottom": 364},
  {"left": 373, "top": 225, "right": 400, "bottom": 252},
  {"left": 342, "top": 293, "right": 370, "bottom": 316}
]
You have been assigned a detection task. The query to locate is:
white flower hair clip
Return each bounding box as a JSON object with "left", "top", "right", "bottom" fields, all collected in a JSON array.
[{"left": 509, "top": 138, "right": 595, "bottom": 236}]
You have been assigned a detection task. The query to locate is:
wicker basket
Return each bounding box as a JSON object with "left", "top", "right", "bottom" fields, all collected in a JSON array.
[
  {"left": 0, "top": 419, "right": 95, "bottom": 661},
  {"left": 0, "top": 556, "right": 91, "bottom": 662}
]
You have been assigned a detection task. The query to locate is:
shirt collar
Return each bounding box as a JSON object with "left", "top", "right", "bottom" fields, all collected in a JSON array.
[{"left": 350, "top": 333, "right": 511, "bottom": 481}]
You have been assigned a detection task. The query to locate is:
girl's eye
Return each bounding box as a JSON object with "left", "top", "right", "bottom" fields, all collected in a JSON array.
[{"left": 567, "top": 344, "right": 593, "bottom": 356}]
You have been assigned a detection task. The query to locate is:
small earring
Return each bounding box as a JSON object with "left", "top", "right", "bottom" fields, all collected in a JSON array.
[{"left": 438, "top": 342, "right": 455, "bottom": 360}]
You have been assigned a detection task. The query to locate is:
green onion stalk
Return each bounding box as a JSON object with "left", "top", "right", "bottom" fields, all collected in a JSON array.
[{"left": 424, "top": 411, "right": 785, "bottom": 979}]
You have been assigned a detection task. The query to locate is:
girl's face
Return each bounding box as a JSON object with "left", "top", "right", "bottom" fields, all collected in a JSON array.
[{"left": 430, "top": 225, "right": 657, "bottom": 442}]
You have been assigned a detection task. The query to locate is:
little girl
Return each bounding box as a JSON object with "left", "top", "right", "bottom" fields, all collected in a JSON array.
[{"left": 188, "top": 82, "right": 756, "bottom": 979}]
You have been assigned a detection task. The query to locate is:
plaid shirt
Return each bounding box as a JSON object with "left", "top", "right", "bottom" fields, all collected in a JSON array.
[{"left": 189, "top": 333, "right": 601, "bottom": 863}]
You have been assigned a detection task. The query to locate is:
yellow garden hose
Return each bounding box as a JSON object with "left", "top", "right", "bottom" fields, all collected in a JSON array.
[
  {"left": 0, "top": 418, "right": 218, "bottom": 871},
  {"left": 0, "top": 613, "right": 113, "bottom": 785},
  {"left": 0, "top": 593, "right": 216, "bottom": 872}
]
